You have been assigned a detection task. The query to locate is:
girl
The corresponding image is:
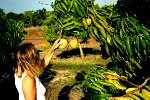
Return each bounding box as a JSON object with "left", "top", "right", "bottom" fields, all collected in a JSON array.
[{"left": 14, "top": 39, "right": 61, "bottom": 100}]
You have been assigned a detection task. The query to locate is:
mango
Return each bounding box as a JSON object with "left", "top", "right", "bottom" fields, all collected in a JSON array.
[
  {"left": 86, "top": 18, "right": 92, "bottom": 26},
  {"left": 59, "top": 39, "right": 68, "bottom": 49},
  {"left": 69, "top": 38, "right": 78, "bottom": 49}
]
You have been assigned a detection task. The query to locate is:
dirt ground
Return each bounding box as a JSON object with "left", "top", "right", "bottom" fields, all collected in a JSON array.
[{"left": 23, "top": 27, "right": 102, "bottom": 100}]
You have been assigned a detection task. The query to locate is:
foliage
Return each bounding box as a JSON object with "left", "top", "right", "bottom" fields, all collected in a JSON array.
[
  {"left": 77, "top": 65, "right": 150, "bottom": 100},
  {"left": 87, "top": 3, "right": 150, "bottom": 78},
  {"left": 81, "top": 66, "right": 119, "bottom": 99},
  {"left": 71, "top": 1, "right": 150, "bottom": 99},
  {"left": 107, "top": 14, "right": 150, "bottom": 79},
  {"left": 3, "top": 8, "right": 47, "bottom": 27},
  {"left": 0, "top": 9, "right": 26, "bottom": 75},
  {"left": 45, "top": 0, "right": 101, "bottom": 59},
  {"left": 32, "top": 8, "right": 47, "bottom": 26},
  {"left": 23, "top": 11, "right": 34, "bottom": 27},
  {"left": 6, "top": 12, "right": 24, "bottom": 22},
  {"left": 44, "top": 11, "right": 60, "bottom": 44},
  {"left": 50, "top": 0, "right": 93, "bottom": 40},
  {"left": 116, "top": 0, "right": 150, "bottom": 28},
  {"left": 44, "top": 0, "right": 115, "bottom": 59},
  {"left": 23, "top": 8, "right": 47, "bottom": 27}
]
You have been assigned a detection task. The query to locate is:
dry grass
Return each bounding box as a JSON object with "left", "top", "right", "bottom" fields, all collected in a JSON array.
[{"left": 51, "top": 54, "right": 108, "bottom": 70}]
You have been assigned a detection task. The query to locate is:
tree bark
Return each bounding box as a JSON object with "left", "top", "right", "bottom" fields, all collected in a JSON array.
[{"left": 78, "top": 43, "right": 84, "bottom": 59}]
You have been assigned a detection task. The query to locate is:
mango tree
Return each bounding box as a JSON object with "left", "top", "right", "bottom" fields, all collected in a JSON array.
[
  {"left": 0, "top": 9, "right": 26, "bottom": 77},
  {"left": 45, "top": 0, "right": 113, "bottom": 59},
  {"left": 75, "top": 4, "right": 150, "bottom": 99},
  {"left": 83, "top": 2, "right": 150, "bottom": 78},
  {"left": 23, "top": 11, "right": 34, "bottom": 27},
  {"left": 117, "top": 0, "right": 150, "bottom": 28}
]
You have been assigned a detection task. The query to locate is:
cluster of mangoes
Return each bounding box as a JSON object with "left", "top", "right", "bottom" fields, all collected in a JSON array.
[{"left": 59, "top": 38, "right": 78, "bottom": 49}]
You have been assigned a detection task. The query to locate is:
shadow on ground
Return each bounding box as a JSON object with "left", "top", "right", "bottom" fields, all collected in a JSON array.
[
  {"left": 58, "top": 82, "right": 82, "bottom": 100},
  {"left": 57, "top": 48, "right": 101, "bottom": 58},
  {"left": 39, "top": 65, "right": 57, "bottom": 86},
  {"left": 57, "top": 72, "right": 86, "bottom": 100}
]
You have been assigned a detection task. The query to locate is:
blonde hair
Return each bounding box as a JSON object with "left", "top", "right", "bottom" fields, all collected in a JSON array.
[{"left": 15, "top": 43, "right": 44, "bottom": 78}]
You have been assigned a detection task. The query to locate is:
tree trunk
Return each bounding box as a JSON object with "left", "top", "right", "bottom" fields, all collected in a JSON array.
[{"left": 78, "top": 43, "right": 84, "bottom": 59}]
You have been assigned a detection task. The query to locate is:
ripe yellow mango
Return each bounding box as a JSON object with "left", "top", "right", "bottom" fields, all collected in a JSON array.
[
  {"left": 69, "top": 38, "right": 78, "bottom": 49},
  {"left": 59, "top": 39, "right": 68, "bottom": 49}
]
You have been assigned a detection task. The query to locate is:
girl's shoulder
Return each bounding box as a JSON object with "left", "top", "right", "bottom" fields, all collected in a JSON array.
[
  {"left": 22, "top": 74, "right": 36, "bottom": 91},
  {"left": 22, "top": 73, "right": 36, "bottom": 83}
]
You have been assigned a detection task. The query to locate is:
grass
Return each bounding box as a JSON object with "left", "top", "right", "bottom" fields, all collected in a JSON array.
[
  {"left": 51, "top": 54, "right": 108, "bottom": 71},
  {"left": 38, "top": 43, "right": 51, "bottom": 51}
]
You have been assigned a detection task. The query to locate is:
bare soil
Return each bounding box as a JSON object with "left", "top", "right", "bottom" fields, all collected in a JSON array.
[{"left": 23, "top": 27, "right": 104, "bottom": 100}]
